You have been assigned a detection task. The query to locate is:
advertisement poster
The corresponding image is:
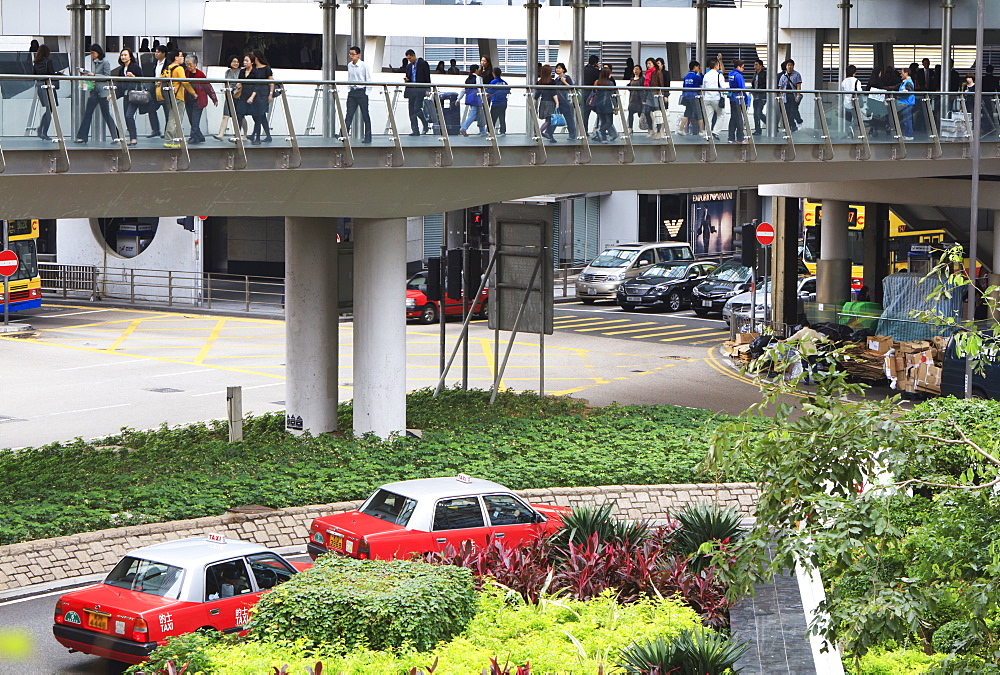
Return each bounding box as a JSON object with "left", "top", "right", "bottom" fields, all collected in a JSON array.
[{"left": 689, "top": 191, "right": 735, "bottom": 255}]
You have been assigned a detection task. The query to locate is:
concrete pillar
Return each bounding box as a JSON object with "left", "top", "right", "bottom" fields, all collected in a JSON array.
[
  {"left": 771, "top": 196, "right": 801, "bottom": 330},
  {"left": 695, "top": 0, "right": 707, "bottom": 66},
  {"left": 766, "top": 0, "right": 779, "bottom": 137},
  {"left": 68, "top": 0, "right": 87, "bottom": 133},
  {"left": 285, "top": 217, "right": 341, "bottom": 435},
  {"left": 941, "top": 0, "right": 954, "bottom": 94},
  {"left": 350, "top": 0, "right": 366, "bottom": 55},
  {"left": 838, "top": 1, "right": 852, "bottom": 84},
  {"left": 365, "top": 36, "right": 385, "bottom": 73},
  {"left": 872, "top": 42, "right": 894, "bottom": 77},
  {"left": 861, "top": 203, "right": 890, "bottom": 303},
  {"left": 527, "top": 2, "right": 541, "bottom": 134},
  {"left": 478, "top": 39, "right": 500, "bottom": 75},
  {"left": 571, "top": 0, "right": 585, "bottom": 94},
  {"left": 665, "top": 42, "right": 686, "bottom": 82},
  {"left": 90, "top": 0, "right": 109, "bottom": 142},
  {"left": 321, "top": 0, "right": 338, "bottom": 138},
  {"left": 353, "top": 217, "right": 407, "bottom": 438},
  {"left": 816, "top": 200, "right": 852, "bottom": 305}
]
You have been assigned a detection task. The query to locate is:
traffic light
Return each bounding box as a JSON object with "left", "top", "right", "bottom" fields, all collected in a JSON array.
[
  {"left": 177, "top": 216, "right": 195, "bottom": 231},
  {"left": 426, "top": 257, "right": 442, "bottom": 301},
  {"left": 446, "top": 249, "right": 463, "bottom": 301},
  {"left": 739, "top": 222, "right": 757, "bottom": 268},
  {"left": 468, "top": 205, "right": 489, "bottom": 240}
]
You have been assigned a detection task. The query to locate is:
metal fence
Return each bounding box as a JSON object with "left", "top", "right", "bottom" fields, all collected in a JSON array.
[{"left": 39, "top": 263, "right": 99, "bottom": 300}]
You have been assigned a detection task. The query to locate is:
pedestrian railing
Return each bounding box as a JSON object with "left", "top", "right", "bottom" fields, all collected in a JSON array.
[
  {"left": 39, "top": 262, "right": 100, "bottom": 300},
  {"left": 5, "top": 73, "right": 996, "bottom": 174}
]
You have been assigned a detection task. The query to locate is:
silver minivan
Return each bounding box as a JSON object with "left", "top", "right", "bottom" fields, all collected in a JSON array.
[{"left": 576, "top": 242, "right": 695, "bottom": 303}]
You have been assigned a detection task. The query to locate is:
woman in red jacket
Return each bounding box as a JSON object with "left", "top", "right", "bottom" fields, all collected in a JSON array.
[{"left": 183, "top": 54, "right": 218, "bottom": 144}]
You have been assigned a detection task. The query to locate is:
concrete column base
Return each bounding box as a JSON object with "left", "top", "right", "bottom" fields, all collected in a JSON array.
[
  {"left": 285, "top": 217, "right": 340, "bottom": 435},
  {"left": 816, "top": 258, "right": 852, "bottom": 306},
  {"left": 353, "top": 217, "right": 407, "bottom": 438}
]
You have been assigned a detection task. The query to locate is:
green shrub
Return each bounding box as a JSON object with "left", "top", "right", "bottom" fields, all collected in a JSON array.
[
  {"left": 550, "top": 503, "right": 650, "bottom": 550},
  {"left": 931, "top": 620, "right": 981, "bottom": 656},
  {"left": 0, "top": 392, "right": 742, "bottom": 546},
  {"left": 619, "top": 629, "right": 749, "bottom": 675},
  {"left": 249, "top": 556, "right": 477, "bottom": 652},
  {"left": 170, "top": 584, "right": 706, "bottom": 674},
  {"left": 124, "top": 628, "right": 230, "bottom": 674},
  {"left": 849, "top": 647, "right": 940, "bottom": 674},
  {"left": 672, "top": 503, "right": 744, "bottom": 571}
]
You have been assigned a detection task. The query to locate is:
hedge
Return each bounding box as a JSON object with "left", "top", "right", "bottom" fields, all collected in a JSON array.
[
  {"left": 249, "top": 557, "right": 478, "bottom": 652},
  {"left": 0, "top": 389, "right": 744, "bottom": 545}
]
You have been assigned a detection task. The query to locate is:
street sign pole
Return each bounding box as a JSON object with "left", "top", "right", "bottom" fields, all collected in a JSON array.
[
  {"left": 3, "top": 223, "right": 8, "bottom": 327},
  {"left": 754, "top": 222, "right": 775, "bottom": 330}
]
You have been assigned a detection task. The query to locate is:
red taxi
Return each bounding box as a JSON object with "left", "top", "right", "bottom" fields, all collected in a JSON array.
[
  {"left": 307, "top": 475, "right": 569, "bottom": 560},
  {"left": 52, "top": 535, "right": 308, "bottom": 664},
  {"left": 406, "top": 270, "right": 489, "bottom": 324}
]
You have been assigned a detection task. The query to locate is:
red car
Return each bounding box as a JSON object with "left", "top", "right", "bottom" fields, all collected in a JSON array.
[
  {"left": 307, "top": 475, "right": 569, "bottom": 560},
  {"left": 52, "top": 536, "right": 309, "bottom": 665},
  {"left": 406, "top": 270, "right": 489, "bottom": 324}
]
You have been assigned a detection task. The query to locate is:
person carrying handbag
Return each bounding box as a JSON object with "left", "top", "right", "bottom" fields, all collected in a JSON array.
[
  {"left": 74, "top": 44, "right": 120, "bottom": 144},
  {"left": 32, "top": 44, "right": 58, "bottom": 141},
  {"left": 114, "top": 48, "right": 143, "bottom": 145},
  {"left": 156, "top": 50, "right": 196, "bottom": 149}
]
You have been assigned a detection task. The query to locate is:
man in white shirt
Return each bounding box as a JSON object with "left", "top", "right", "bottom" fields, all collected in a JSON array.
[
  {"left": 840, "top": 64, "right": 862, "bottom": 128},
  {"left": 346, "top": 45, "right": 372, "bottom": 143},
  {"left": 142, "top": 44, "right": 169, "bottom": 137},
  {"left": 702, "top": 58, "right": 728, "bottom": 138}
]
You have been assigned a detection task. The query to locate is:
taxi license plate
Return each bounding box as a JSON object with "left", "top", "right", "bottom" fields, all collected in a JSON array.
[
  {"left": 702, "top": 300, "right": 713, "bottom": 308},
  {"left": 329, "top": 533, "right": 344, "bottom": 550},
  {"left": 86, "top": 611, "right": 109, "bottom": 631},
  {"left": 586, "top": 288, "right": 596, "bottom": 295},
  {"left": 627, "top": 296, "right": 642, "bottom": 303}
]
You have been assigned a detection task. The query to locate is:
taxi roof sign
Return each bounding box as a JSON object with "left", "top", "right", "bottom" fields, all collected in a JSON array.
[
  {"left": 206, "top": 533, "right": 227, "bottom": 543},
  {"left": 456, "top": 473, "right": 473, "bottom": 483}
]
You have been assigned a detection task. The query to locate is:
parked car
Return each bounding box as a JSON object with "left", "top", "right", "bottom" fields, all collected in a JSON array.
[
  {"left": 941, "top": 333, "right": 1000, "bottom": 399},
  {"left": 52, "top": 536, "right": 309, "bottom": 665},
  {"left": 616, "top": 261, "right": 717, "bottom": 312},
  {"left": 576, "top": 242, "right": 694, "bottom": 304},
  {"left": 406, "top": 270, "right": 488, "bottom": 324},
  {"left": 722, "top": 276, "right": 817, "bottom": 328},
  {"left": 307, "top": 475, "right": 569, "bottom": 561},
  {"left": 690, "top": 260, "right": 755, "bottom": 316}
]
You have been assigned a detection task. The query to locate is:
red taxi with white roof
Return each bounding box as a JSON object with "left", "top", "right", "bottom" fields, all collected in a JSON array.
[
  {"left": 52, "top": 535, "right": 308, "bottom": 664},
  {"left": 307, "top": 475, "right": 569, "bottom": 560}
]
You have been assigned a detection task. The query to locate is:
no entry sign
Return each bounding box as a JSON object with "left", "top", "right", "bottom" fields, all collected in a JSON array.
[
  {"left": 0, "top": 249, "right": 18, "bottom": 277},
  {"left": 755, "top": 222, "right": 775, "bottom": 247}
]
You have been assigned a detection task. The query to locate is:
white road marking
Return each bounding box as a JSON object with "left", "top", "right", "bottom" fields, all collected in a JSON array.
[
  {"left": 56, "top": 361, "right": 138, "bottom": 371},
  {"left": 40, "top": 310, "right": 111, "bottom": 318},
  {"left": 45, "top": 403, "right": 131, "bottom": 416}
]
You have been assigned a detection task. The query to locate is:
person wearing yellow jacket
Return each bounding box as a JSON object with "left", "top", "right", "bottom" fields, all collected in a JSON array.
[{"left": 157, "top": 50, "right": 196, "bottom": 148}]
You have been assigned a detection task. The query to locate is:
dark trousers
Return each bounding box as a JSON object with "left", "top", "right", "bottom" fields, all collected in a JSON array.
[
  {"left": 148, "top": 98, "right": 168, "bottom": 135},
  {"left": 582, "top": 102, "right": 594, "bottom": 132},
  {"left": 752, "top": 98, "right": 766, "bottom": 132},
  {"left": 490, "top": 105, "right": 507, "bottom": 134},
  {"left": 784, "top": 95, "right": 801, "bottom": 131},
  {"left": 346, "top": 90, "right": 372, "bottom": 141},
  {"left": 123, "top": 100, "right": 140, "bottom": 141},
  {"left": 36, "top": 90, "right": 53, "bottom": 137},
  {"left": 76, "top": 92, "right": 118, "bottom": 141},
  {"left": 407, "top": 96, "right": 427, "bottom": 134},
  {"left": 728, "top": 102, "right": 745, "bottom": 141},
  {"left": 186, "top": 100, "right": 205, "bottom": 143}
]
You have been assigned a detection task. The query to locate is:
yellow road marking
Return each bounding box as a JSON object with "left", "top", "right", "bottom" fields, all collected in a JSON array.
[
  {"left": 194, "top": 319, "right": 227, "bottom": 364},
  {"left": 104, "top": 319, "right": 143, "bottom": 352},
  {"left": 626, "top": 327, "right": 709, "bottom": 339},
  {"left": 659, "top": 331, "right": 729, "bottom": 342},
  {"left": 480, "top": 334, "right": 503, "bottom": 390},
  {"left": 604, "top": 323, "right": 682, "bottom": 335},
  {"left": 554, "top": 319, "right": 630, "bottom": 328},
  {"left": 574, "top": 320, "right": 649, "bottom": 332}
]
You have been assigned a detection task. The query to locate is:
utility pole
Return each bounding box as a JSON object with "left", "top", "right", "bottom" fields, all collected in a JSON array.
[
  {"left": 320, "top": 0, "right": 339, "bottom": 138},
  {"left": 965, "top": 0, "right": 984, "bottom": 399}
]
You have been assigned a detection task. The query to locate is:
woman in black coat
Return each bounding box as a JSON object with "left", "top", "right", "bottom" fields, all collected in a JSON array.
[
  {"left": 32, "top": 44, "right": 58, "bottom": 141},
  {"left": 113, "top": 48, "right": 143, "bottom": 144}
]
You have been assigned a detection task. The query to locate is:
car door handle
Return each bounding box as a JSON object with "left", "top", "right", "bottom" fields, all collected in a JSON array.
[
  {"left": 435, "top": 538, "right": 447, "bottom": 543},
  {"left": 209, "top": 609, "right": 220, "bottom": 615},
  {"left": 493, "top": 532, "right": 505, "bottom": 538}
]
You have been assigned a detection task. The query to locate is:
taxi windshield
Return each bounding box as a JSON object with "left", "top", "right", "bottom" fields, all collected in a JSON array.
[
  {"left": 639, "top": 264, "right": 686, "bottom": 280},
  {"left": 707, "top": 261, "right": 752, "bottom": 283},
  {"left": 589, "top": 249, "right": 638, "bottom": 268},
  {"left": 361, "top": 489, "right": 417, "bottom": 526},
  {"left": 104, "top": 556, "right": 185, "bottom": 599}
]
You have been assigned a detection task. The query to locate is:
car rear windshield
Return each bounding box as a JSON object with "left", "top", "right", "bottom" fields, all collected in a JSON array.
[
  {"left": 589, "top": 249, "right": 638, "bottom": 268},
  {"left": 104, "top": 557, "right": 185, "bottom": 599},
  {"left": 640, "top": 264, "right": 687, "bottom": 280},
  {"left": 361, "top": 489, "right": 418, "bottom": 527},
  {"left": 707, "top": 261, "right": 752, "bottom": 283}
]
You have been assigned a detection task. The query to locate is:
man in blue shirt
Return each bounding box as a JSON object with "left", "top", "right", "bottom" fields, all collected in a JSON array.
[
  {"left": 727, "top": 59, "right": 750, "bottom": 143},
  {"left": 678, "top": 60, "right": 704, "bottom": 136},
  {"left": 487, "top": 67, "right": 509, "bottom": 135}
]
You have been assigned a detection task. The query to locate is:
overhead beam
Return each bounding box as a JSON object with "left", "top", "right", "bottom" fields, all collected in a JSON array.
[{"left": 760, "top": 178, "right": 1000, "bottom": 211}]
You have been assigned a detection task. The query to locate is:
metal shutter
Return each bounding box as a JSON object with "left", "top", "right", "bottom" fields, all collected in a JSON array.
[{"left": 423, "top": 213, "right": 443, "bottom": 261}]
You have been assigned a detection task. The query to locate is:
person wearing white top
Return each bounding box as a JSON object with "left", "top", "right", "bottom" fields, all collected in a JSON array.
[
  {"left": 840, "top": 64, "right": 863, "bottom": 127},
  {"left": 346, "top": 46, "right": 372, "bottom": 143},
  {"left": 702, "top": 58, "right": 728, "bottom": 136}
]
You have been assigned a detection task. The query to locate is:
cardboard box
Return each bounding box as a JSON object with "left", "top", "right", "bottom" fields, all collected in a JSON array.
[
  {"left": 898, "top": 340, "right": 932, "bottom": 354},
  {"left": 735, "top": 332, "right": 760, "bottom": 346},
  {"left": 883, "top": 353, "right": 905, "bottom": 379},
  {"left": 867, "top": 335, "right": 894, "bottom": 354},
  {"left": 905, "top": 350, "right": 932, "bottom": 368}
]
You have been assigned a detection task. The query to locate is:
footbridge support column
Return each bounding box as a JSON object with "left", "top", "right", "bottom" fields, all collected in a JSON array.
[
  {"left": 353, "top": 217, "right": 407, "bottom": 438},
  {"left": 817, "top": 199, "right": 852, "bottom": 305},
  {"left": 285, "top": 217, "right": 341, "bottom": 435}
]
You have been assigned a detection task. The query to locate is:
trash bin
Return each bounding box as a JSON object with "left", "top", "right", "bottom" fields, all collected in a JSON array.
[{"left": 438, "top": 92, "right": 461, "bottom": 135}]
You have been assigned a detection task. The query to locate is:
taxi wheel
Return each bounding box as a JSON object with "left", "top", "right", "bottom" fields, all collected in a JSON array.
[
  {"left": 419, "top": 303, "right": 439, "bottom": 324},
  {"left": 619, "top": 303, "right": 635, "bottom": 312},
  {"left": 580, "top": 298, "right": 596, "bottom": 305},
  {"left": 475, "top": 302, "right": 488, "bottom": 320},
  {"left": 666, "top": 291, "right": 683, "bottom": 312},
  {"left": 693, "top": 307, "right": 710, "bottom": 317}
]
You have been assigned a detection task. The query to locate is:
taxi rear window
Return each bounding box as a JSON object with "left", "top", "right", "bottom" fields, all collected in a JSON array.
[
  {"left": 361, "top": 489, "right": 417, "bottom": 526},
  {"left": 105, "top": 557, "right": 184, "bottom": 599}
]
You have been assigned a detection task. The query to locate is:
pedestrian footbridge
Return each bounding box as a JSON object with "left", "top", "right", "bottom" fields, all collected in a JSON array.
[{"left": 1, "top": 75, "right": 997, "bottom": 219}]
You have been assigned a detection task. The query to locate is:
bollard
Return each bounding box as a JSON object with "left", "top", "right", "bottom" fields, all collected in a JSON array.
[{"left": 227, "top": 386, "right": 244, "bottom": 442}]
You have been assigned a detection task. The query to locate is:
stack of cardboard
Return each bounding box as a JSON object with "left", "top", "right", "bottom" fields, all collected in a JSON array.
[
  {"left": 870, "top": 335, "right": 947, "bottom": 395},
  {"left": 722, "top": 332, "right": 759, "bottom": 363},
  {"left": 842, "top": 344, "right": 889, "bottom": 381}
]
